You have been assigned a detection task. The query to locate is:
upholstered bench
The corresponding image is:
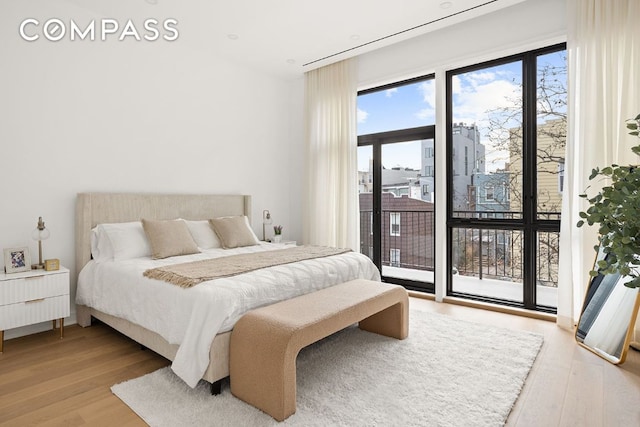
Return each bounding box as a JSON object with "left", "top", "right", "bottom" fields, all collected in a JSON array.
[{"left": 229, "top": 279, "right": 409, "bottom": 421}]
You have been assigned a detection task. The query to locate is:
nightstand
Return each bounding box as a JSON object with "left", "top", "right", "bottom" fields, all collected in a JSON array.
[
  {"left": 0, "top": 266, "right": 70, "bottom": 353},
  {"left": 270, "top": 240, "right": 296, "bottom": 246}
]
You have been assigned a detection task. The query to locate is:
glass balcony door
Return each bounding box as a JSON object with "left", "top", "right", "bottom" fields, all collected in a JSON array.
[{"left": 358, "top": 127, "right": 435, "bottom": 292}]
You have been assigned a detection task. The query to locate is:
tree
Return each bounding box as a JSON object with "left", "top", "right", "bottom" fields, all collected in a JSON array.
[
  {"left": 455, "top": 52, "right": 567, "bottom": 286},
  {"left": 485, "top": 55, "right": 567, "bottom": 216}
]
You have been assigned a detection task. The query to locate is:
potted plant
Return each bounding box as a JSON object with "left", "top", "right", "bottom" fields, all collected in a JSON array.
[
  {"left": 273, "top": 225, "right": 283, "bottom": 243},
  {"left": 577, "top": 113, "right": 640, "bottom": 288}
]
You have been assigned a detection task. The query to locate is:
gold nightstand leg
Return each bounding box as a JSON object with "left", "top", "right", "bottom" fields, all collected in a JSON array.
[
  {"left": 52, "top": 319, "right": 56, "bottom": 331},
  {"left": 59, "top": 319, "right": 64, "bottom": 339}
]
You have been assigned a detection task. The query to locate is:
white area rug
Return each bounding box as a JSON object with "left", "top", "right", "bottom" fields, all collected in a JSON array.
[{"left": 112, "top": 309, "right": 543, "bottom": 426}]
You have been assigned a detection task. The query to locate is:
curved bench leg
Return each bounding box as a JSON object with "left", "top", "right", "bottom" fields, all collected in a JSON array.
[
  {"left": 359, "top": 299, "right": 409, "bottom": 340},
  {"left": 230, "top": 319, "right": 297, "bottom": 421}
]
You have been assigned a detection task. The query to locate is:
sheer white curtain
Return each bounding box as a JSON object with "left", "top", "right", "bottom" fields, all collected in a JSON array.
[
  {"left": 558, "top": 0, "right": 640, "bottom": 330},
  {"left": 303, "top": 59, "right": 358, "bottom": 250}
]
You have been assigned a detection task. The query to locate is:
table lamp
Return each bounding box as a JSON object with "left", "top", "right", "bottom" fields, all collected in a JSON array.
[
  {"left": 263, "top": 210, "right": 272, "bottom": 241},
  {"left": 31, "top": 216, "right": 50, "bottom": 269}
]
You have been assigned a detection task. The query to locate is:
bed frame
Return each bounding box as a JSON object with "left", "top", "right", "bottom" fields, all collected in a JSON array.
[{"left": 75, "top": 192, "right": 252, "bottom": 393}]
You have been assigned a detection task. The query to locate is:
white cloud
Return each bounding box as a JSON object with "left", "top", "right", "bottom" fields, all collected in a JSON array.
[
  {"left": 418, "top": 81, "right": 436, "bottom": 107},
  {"left": 415, "top": 81, "right": 436, "bottom": 122},
  {"left": 385, "top": 88, "right": 398, "bottom": 97},
  {"left": 452, "top": 75, "right": 462, "bottom": 95},
  {"left": 466, "top": 71, "right": 496, "bottom": 87},
  {"left": 453, "top": 78, "right": 520, "bottom": 128},
  {"left": 416, "top": 108, "right": 435, "bottom": 121},
  {"left": 357, "top": 108, "right": 369, "bottom": 123}
]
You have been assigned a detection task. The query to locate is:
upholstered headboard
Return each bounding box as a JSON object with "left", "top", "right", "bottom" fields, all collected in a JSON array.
[{"left": 75, "top": 193, "right": 251, "bottom": 278}]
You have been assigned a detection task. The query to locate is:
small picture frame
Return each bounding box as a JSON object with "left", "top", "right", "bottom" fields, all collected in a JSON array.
[{"left": 4, "top": 247, "right": 32, "bottom": 274}]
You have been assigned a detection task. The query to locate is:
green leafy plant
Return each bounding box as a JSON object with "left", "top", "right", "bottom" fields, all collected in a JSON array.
[
  {"left": 273, "top": 225, "right": 283, "bottom": 235},
  {"left": 577, "top": 113, "right": 640, "bottom": 288}
]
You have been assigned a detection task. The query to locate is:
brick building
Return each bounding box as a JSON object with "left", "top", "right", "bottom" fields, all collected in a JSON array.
[{"left": 359, "top": 192, "right": 435, "bottom": 271}]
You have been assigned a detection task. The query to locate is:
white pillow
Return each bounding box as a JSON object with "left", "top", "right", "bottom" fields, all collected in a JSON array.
[
  {"left": 90, "top": 228, "right": 109, "bottom": 261},
  {"left": 183, "top": 219, "right": 221, "bottom": 249},
  {"left": 91, "top": 221, "right": 152, "bottom": 261}
]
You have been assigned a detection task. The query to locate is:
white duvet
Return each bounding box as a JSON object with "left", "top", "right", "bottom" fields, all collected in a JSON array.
[{"left": 76, "top": 243, "right": 381, "bottom": 387}]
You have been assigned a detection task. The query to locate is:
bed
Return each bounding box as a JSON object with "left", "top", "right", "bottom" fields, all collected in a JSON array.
[{"left": 74, "top": 193, "right": 380, "bottom": 391}]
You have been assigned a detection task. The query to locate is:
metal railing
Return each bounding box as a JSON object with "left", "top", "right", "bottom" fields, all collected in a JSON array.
[
  {"left": 359, "top": 209, "right": 560, "bottom": 287},
  {"left": 453, "top": 210, "right": 561, "bottom": 221},
  {"left": 451, "top": 227, "right": 522, "bottom": 281}
]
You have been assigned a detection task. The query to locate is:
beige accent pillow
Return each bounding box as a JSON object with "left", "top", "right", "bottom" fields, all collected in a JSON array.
[
  {"left": 142, "top": 219, "right": 200, "bottom": 259},
  {"left": 209, "top": 216, "right": 260, "bottom": 249}
]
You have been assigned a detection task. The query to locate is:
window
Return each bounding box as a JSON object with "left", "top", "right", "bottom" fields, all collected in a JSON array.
[
  {"left": 390, "top": 212, "right": 400, "bottom": 236},
  {"left": 390, "top": 249, "right": 400, "bottom": 267},
  {"left": 464, "top": 146, "right": 469, "bottom": 176},
  {"left": 485, "top": 186, "right": 495, "bottom": 201},
  {"left": 425, "top": 147, "right": 434, "bottom": 158},
  {"left": 447, "top": 43, "right": 566, "bottom": 312},
  {"left": 424, "top": 166, "right": 433, "bottom": 177},
  {"left": 422, "top": 184, "right": 430, "bottom": 195}
]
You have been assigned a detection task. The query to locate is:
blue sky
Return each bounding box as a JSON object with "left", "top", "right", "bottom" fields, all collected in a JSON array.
[
  {"left": 357, "top": 79, "right": 435, "bottom": 136},
  {"left": 356, "top": 50, "right": 566, "bottom": 173}
]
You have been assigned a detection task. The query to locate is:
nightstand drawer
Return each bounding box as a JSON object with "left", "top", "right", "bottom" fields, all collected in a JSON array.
[
  {"left": 0, "top": 272, "right": 68, "bottom": 305},
  {"left": 0, "top": 295, "right": 70, "bottom": 330}
]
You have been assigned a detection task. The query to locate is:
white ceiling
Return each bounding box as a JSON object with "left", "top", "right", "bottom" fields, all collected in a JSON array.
[
  {"left": 203, "top": 0, "right": 529, "bottom": 78},
  {"left": 65, "top": 0, "right": 526, "bottom": 78}
]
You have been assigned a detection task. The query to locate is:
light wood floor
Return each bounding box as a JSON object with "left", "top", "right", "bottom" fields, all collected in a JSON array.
[{"left": 1, "top": 298, "right": 638, "bottom": 426}]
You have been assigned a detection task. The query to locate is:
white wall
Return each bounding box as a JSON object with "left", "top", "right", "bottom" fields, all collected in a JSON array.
[
  {"left": 355, "top": 0, "right": 567, "bottom": 300},
  {"left": 0, "top": 1, "right": 303, "bottom": 337}
]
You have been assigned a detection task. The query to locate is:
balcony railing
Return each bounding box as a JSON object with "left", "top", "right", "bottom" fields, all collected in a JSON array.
[
  {"left": 453, "top": 210, "right": 561, "bottom": 221},
  {"left": 359, "top": 209, "right": 559, "bottom": 288}
]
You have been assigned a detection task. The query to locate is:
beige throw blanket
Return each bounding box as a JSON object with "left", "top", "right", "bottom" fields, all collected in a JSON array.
[{"left": 143, "top": 246, "right": 352, "bottom": 288}]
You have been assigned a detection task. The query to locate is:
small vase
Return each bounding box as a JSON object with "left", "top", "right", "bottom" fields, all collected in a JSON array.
[{"left": 273, "top": 235, "right": 282, "bottom": 243}]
